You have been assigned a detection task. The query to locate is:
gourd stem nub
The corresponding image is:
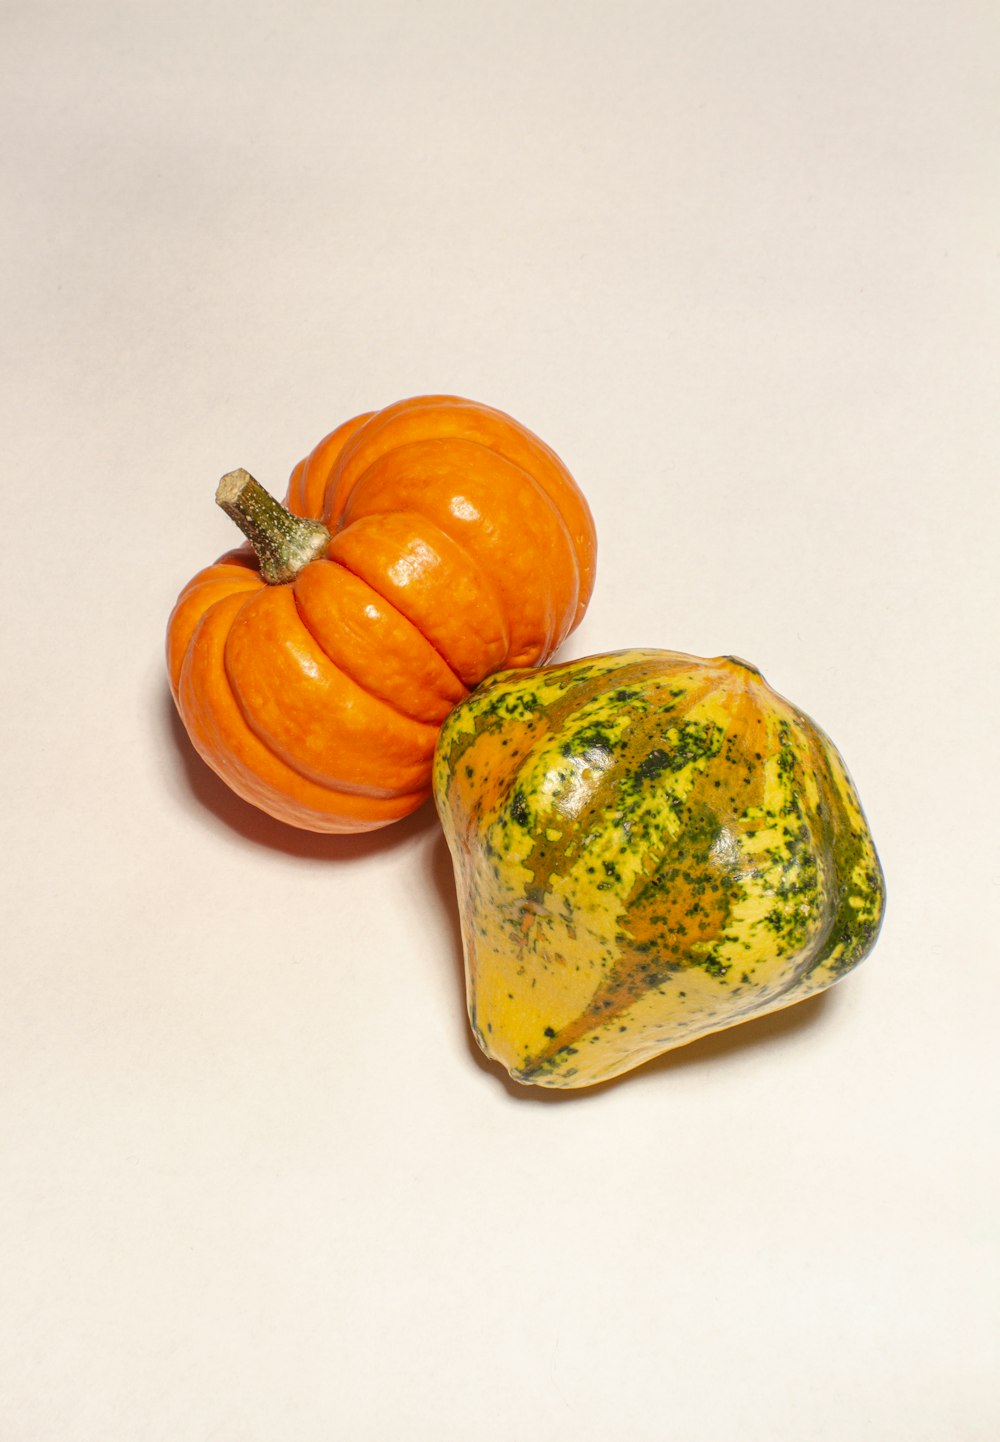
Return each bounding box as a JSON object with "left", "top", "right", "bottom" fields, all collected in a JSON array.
[{"left": 215, "top": 469, "right": 331, "bottom": 584}]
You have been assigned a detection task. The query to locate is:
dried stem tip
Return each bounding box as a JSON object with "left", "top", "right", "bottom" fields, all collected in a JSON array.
[{"left": 216, "top": 468, "right": 331, "bottom": 585}]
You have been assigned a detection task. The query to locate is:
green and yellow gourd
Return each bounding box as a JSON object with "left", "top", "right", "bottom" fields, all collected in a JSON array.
[{"left": 433, "top": 649, "right": 885, "bottom": 1089}]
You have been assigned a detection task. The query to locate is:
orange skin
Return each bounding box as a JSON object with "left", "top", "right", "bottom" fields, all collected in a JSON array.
[{"left": 167, "top": 395, "right": 597, "bottom": 833}]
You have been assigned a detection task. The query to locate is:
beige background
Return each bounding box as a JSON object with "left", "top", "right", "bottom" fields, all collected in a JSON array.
[{"left": 3, "top": 1, "right": 998, "bottom": 1437}]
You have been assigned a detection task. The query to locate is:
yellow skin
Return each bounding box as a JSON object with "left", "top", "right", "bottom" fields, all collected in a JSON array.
[{"left": 433, "top": 650, "right": 885, "bottom": 1090}]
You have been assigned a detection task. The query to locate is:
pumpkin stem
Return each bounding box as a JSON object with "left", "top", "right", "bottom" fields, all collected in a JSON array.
[{"left": 216, "top": 469, "right": 331, "bottom": 584}]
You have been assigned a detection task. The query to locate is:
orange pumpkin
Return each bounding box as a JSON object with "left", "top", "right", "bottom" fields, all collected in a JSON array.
[{"left": 167, "top": 395, "right": 597, "bottom": 833}]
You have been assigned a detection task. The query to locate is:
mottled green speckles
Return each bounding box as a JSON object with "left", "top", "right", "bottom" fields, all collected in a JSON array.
[{"left": 508, "top": 789, "right": 530, "bottom": 827}]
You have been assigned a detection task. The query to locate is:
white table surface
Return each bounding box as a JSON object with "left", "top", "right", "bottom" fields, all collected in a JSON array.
[{"left": 3, "top": 2, "right": 998, "bottom": 1438}]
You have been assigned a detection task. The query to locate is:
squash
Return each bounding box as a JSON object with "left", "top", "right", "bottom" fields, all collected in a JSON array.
[
  {"left": 167, "top": 396, "right": 596, "bottom": 832},
  {"left": 433, "top": 649, "right": 885, "bottom": 1088}
]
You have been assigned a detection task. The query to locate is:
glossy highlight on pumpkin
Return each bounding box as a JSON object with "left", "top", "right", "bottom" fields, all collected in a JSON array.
[
  {"left": 167, "top": 396, "right": 597, "bottom": 833},
  {"left": 433, "top": 649, "right": 886, "bottom": 1088}
]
